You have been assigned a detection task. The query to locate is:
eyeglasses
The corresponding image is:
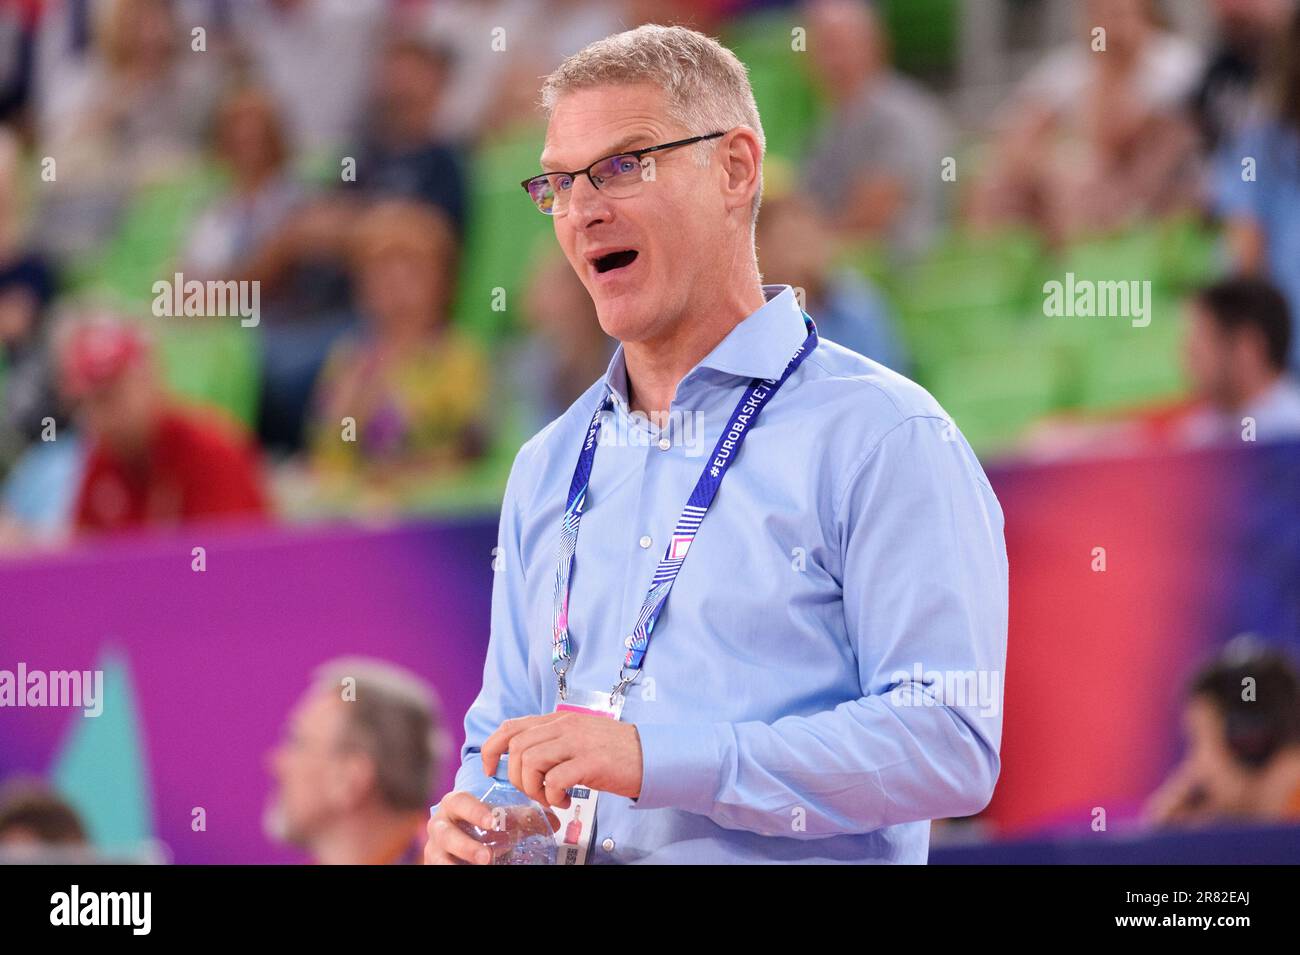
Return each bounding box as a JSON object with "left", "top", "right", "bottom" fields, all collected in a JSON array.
[{"left": 520, "top": 132, "right": 726, "bottom": 215}]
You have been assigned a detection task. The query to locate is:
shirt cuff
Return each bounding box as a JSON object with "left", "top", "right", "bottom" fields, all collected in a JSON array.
[
  {"left": 451, "top": 751, "right": 489, "bottom": 802},
  {"left": 630, "top": 722, "right": 725, "bottom": 813}
]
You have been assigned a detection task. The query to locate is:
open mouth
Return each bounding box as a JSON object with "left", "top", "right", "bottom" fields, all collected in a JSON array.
[{"left": 592, "top": 249, "right": 639, "bottom": 274}]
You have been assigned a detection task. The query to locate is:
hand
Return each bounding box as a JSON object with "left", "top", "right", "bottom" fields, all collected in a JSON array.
[
  {"left": 424, "top": 791, "right": 497, "bottom": 865},
  {"left": 1143, "top": 761, "right": 1210, "bottom": 828},
  {"left": 481, "top": 713, "right": 644, "bottom": 811}
]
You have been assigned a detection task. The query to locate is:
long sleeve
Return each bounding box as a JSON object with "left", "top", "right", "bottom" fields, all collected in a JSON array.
[
  {"left": 630, "top": 414, "right": 1009, "bottom": 838},
  {"left": 452, "top": 442, "right": 545, "bottom": 797}
]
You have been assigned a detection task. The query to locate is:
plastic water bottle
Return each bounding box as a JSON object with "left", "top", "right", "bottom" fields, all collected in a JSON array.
[{"left": 456, "top": 756, "right": 558, "bottom": 865}]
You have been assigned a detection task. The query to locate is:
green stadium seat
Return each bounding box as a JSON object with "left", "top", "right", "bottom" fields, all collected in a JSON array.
[
  {"left": 63, "top": 167, "right": 221, "bottom": 306},
  {"left": 720, "top": 10, "right": 824, "bottom": 163},
  {"left": 155, "top": 323, "right": 262, "bottom": 430},
  {"left": 924, "top": 337, "right": 1065, "bottom": 454},
  {"left": 451, "top": 125, "right": 555, "bottom": 342}
]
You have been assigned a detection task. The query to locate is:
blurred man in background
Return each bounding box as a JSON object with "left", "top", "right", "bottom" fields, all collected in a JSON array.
[
  {"left": 756, "top": 188, "right": 909, "bottom": 372},
  {"left": 1214, "top": 2, "right": 1300, "bottom": 373},
  {"left": 1016, "top": 276, "right": 1300, "bottom": 458},
  {"left": 0, "top": 777, "right": 89, "bottom": 860},
  {"left": 265, "top": 657, "right": 450, "bottom": 865},
  {"left": 1192, "top": 0, "right": 1296, "bottom": 152},
  {"left": 1146, "top": 639, "right": 1300, "bottom": 827},
  {"left": 1177, "top": 276, "right": 1300, "bottom": 445},
  {"left": 345, "top": 36, "right": 468, "bottom": 234},
  {"left": 801, "top": 0, "right": 951, "bottom": 261},
  {"left": 58, "top": 312, "right": 268, "bottom": 533},
  {"left": 511, "top": 244, "right": 615, "bottom": 436}
]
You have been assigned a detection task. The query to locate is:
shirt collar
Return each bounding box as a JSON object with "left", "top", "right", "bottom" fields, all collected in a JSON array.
[{"left": 601, "top": 285, "right": 807, "bottom": 410}]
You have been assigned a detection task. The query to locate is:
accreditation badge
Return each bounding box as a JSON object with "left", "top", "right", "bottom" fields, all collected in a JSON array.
[{"left": 549, "top": 688, "right": 625, "bottom": 865}]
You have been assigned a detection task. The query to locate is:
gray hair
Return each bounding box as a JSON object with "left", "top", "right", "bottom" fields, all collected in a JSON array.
[
  {"left": 312, "top": 657, "right": 452, "bottom": 812},
  {"left": 540, "top": 24, "right": 766, "bottom": 228}
]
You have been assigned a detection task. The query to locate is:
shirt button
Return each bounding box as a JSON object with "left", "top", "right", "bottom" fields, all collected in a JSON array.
[
  {"left": 638, "top": 535, "right": 652, "bottom": 549},
  {"left": 657, "top": 436, "right": 671, "bottom": 451},
  {"left": 601, "top": 837, "right": 615, "bottom": 852}
]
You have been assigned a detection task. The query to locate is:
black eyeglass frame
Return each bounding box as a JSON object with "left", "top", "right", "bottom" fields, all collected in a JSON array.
[{"left": 520, "top": 131, "right": 728, "bottom": 211}]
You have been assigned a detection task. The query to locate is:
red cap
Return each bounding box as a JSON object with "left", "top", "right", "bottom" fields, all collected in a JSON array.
[{"left": 59, "top": 315, "right": 151, "bottom": 400}]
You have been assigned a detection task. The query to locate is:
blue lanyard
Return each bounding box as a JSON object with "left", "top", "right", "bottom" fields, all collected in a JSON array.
[{"left": 551, "top": 312, "right": 819, "bottom": 704}]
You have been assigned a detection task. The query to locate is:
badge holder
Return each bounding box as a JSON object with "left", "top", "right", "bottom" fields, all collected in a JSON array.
[{"left": 549, "top": 688, "right": 625, "bottom": 865}]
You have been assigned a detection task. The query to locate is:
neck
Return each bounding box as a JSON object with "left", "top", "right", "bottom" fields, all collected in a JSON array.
[
  {"left": 310, "top": 805, "right": 423, "bottom": 865},
  {"left": 1223, "top": 369, "right": 1281, "bottom": 414},
  {"left": 623, "top": 282, "right": 767, "bottom": 422}
]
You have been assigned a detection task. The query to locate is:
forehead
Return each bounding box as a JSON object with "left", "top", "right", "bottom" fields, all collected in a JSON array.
[
  {"left": 290, "top": 687, "right": 345, "bottom": 735},
  {"left": 539, "top": 83, "right": 676, "bottom": 170}
]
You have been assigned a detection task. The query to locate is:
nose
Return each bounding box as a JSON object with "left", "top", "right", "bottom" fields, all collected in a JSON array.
[{"left": 566, "top": 173, "right": 613, "bottom": 226}]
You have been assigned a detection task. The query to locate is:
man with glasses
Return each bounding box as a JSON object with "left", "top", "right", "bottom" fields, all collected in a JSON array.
[{"left": 427, "top": 24, "right": 1008, "bottom": 865}]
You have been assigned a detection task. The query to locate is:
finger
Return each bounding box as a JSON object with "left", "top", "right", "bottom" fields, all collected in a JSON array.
[
  {"left": 424, "top": 819, "right": 471, "bottom": 865},
  {"left": 431, "top": 792, "right": 497, "bottom": 865},
  {"left": 539, "top": 757, "right": 589, "bottom": 809},
  {"left": 481, "top": 714, "right": 565, "bottom": 774},
  {"left": 514, "top": 739, "right": 574, "bottom": 807},
  {"left": 504, "top": 723, "right": 571, "bottom": 796},
  {"left": 441, "top": 791, "right": 496, "bottom": 830},
  {"left": 431, "top": 816, "right": 493, "bottom": 865}
]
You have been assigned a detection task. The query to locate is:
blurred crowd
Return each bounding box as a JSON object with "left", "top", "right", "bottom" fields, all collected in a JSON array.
[
  {"left": 3, "top": 639, "right": 1299, "bottom": 863},
  {"left": 0, "top": 0, "right": 1298, "bottom": 551}
]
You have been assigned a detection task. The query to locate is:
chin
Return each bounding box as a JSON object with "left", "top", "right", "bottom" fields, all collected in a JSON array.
[
  {"left": 593, "top": 301, "right": 643, "bottom": 342},
  {"left": 262, "top": 798, "right": 305, "bottom": 847}
]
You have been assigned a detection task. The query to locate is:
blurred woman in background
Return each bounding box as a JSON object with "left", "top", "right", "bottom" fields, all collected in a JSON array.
[
  {"left": 302, "top": 200, "right": 489, "bottom": 512},
  {"left": 968, "top": 0, "right": 1203, "bottom": 245}
]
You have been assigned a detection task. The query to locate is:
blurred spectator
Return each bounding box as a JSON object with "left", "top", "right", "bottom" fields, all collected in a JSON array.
[
  {"left": 264, "top": 657, "right": 449, "bottom": 865},
  {"left": 238, "top": 34, "right": 474, "bottom": 454},
  {"left": 969, "top": 0, "right": 1202, "bottom": 245},
  {"left": 0, "top": 127, "right": 59, "bottom": 460},
  {"left": 344, "top": 35, "right": 468, "bottom": 236},
  {"left": 1213, "top": 3, "right": 1300, "bottom": 373},
  {"left": 56, "top": 311, "right": 268, "bottom": 534},
  {"left": 0, "top": 1, "right": 36, "bottom": 131},
  {"left": 422, "top": 0, "right": 629, "bottom": 143},
  {"left": 756, "top": 190, "right": 909, "bottom": 372},
  {"left": 0, "top": 777, "right": 89, "bottom": 859},
  {"left": 0, "top": 127, "right": 76, "bottom": 549},
  {"left": 1146, "top": 638, "right": 1300, "bottom": 827},
  {"left": 1017, "top": 277, "right": 1300, "bottom": 458},
  {"left": 1192, "top": 0, "right": 1296, "bottom": 153},
  {"left": 181, "top": 86, "right": 305, "bottom": 280},
  {"left": 800, "top": 0, "right": 952, "bottom": 261},
  {"left": 304, "top": 201, "right": 489, "bottom": 505},
  {"left": 1176, "top": 275, "right": 1300, "bottom": 445},
  {"left": 0, "top": 431, "right": 84, "bottom": 550},
  {"left": 234, "top": 0, "right": 386, "bottom": 160},
  {"left": 511, "top": 246, "right": 615, "bottom": 436},
  {"left": 33, "top": 0, "right": 221, "bottom": 257}
]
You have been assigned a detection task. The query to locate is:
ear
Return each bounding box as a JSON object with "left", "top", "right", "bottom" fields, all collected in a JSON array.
[
  {"left": 333, "top": 752, "right": 377, "bottom": 808},
  {"left": 719, "top": 127, "right": 762, "bottom": 220}
]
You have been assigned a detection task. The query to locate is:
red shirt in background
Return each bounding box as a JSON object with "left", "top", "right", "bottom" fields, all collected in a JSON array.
[{"left": 74, "top": 408, "right": 268, "bottom": 533}]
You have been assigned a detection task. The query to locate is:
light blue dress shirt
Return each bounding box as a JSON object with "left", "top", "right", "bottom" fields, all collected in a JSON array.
[{"left": 454, "top": 284, "right": 1009, "bottom": 863}]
